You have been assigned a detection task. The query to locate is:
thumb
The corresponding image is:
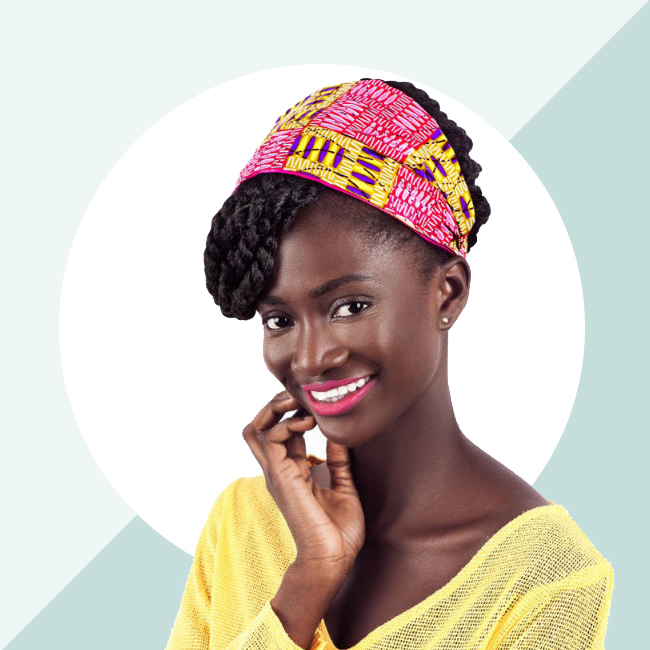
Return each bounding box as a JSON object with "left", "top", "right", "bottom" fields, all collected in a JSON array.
[{"left": 326, "top": 439, "right": 357, "bottom": 494}]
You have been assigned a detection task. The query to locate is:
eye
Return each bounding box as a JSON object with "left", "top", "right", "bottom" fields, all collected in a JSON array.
[
  {"left": 332, "top": 300, "right": 370, "bottom": 318},
  {"left": 263, "top": 315, "right": 292, "bottom": 331}
]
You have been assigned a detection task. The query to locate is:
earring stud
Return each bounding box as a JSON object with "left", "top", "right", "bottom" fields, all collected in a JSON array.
[{"left": 441, "top": 316, "right": 450, "bottom": 325}]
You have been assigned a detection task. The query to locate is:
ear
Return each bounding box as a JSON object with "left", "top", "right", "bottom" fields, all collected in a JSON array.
[{"left": 433, "top": 256, "right": 471, "bottom": 330}]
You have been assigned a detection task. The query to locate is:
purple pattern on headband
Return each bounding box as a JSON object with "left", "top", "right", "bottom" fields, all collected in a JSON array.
[
  {"left": 414, "top": 167, "right": 435, "bottom": 182},
  {"left": 461, "top": 195, "right": 470, "bottom": 220},
  {"left": 289, "top": 134, "right": 301, "bottom": 156},
  {"left": 305, "top": 136, "right": 316, "bottom": 157},
  {"left": 362, "top": 146, "right": 385, "bottom": 160},
  {"left": 443, "top": 142, "right": 451, "bottom": 151},
  {"left": 318, "top": 139, "right": 331, "bottom": 162},
  {"left": 351, "top": 171, "right": 376, "bottom": 185},
  {"left": 431, "top": 128, "right": 442, "bottom": 140},
  {"left": 346, "top": 185, "right": 370, "bottom": 199},
  {"left": 333, "top": 148, "right": 344, "bottom": 168},
  {"left": 430, "top": 155, "right": 447, "bottom": 177},
  {"left": 358, "top": 158, "right": 381, "bottom": 172}
]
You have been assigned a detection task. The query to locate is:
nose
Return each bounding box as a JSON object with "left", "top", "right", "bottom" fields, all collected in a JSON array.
[{"left": 291, "top": 322, "right": 349, "bottom": 380}]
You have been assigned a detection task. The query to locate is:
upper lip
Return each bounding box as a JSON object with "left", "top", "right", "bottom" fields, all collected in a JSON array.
[{"left": 302, "top": 374, "right": 374, "bottom": 392}]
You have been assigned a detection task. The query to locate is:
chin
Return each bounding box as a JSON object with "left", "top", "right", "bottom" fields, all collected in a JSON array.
[{"left": 316, "top": 414, "right": 383, "bottom": 448}]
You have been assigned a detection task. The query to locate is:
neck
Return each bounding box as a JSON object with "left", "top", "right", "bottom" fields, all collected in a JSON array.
[{"left": 347, "top": 369, "right": 477, "bottom": 544}]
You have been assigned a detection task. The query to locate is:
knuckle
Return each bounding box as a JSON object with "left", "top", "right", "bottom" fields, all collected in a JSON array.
[
  {"left": 269, "top": 420, "right": 287, "bottom": 438},
  {"left": 269, "top": 391, "right": 287, "bottom": 408}
]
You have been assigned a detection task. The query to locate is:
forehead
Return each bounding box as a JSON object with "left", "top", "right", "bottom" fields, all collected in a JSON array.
[{"left": 266, "top": 196, "right": 411, "bottom": 298}]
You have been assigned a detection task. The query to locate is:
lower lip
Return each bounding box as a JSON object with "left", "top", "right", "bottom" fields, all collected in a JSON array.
[{"left": 305, "top": 376, "right": 378, "bottom": 417}]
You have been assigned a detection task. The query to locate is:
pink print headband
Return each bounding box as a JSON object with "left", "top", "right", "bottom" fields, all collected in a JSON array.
[{"left": 234, "top": 79, "right": 476, "bottom": 257}]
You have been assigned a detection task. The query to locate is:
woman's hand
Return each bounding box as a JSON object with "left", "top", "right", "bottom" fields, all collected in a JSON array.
[{"left": 243, "top": 390, "right": 365, "bottom": 571}]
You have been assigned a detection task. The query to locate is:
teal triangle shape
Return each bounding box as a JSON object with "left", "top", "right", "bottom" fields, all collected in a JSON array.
[
  {"left": 510, "top": 5, "right": 648, "bottom": 649},
  {"left": 5, "top": 517, "right": 191, "bottom": 650}
]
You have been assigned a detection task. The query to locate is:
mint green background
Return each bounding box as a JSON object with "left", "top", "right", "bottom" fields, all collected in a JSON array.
[{"left": 2, "top": 1, "right": 648, "bottom": 648}]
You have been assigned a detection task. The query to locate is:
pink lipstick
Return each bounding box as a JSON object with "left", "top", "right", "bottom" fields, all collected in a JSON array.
[{"left": 303, "top": 374, "right": 377, "bottom": 417}]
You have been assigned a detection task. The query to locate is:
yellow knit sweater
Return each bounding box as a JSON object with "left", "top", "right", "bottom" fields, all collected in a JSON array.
[{"left": 164, "top": 456, "right": 614, "bottom": 650}]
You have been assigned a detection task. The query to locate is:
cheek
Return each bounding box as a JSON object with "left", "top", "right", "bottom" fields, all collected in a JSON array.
[
  {"left": 262, "top": 340, "right": 288, "bottom": 379},
  {"left": 373, "top": 309, "right": 420, "bottom": 356},
  {"left": 377, "top": 312, "right": 439, "bottom": 381}
]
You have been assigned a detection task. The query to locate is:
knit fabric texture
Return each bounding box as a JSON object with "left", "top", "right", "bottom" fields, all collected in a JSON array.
[{"left": 164, "top": 456, "right": 614, "bottom": 650}]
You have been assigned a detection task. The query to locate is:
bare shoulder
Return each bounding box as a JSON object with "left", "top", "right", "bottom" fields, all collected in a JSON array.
[{"left": 463, "top": 438, "right": 554, "bottom": 512}]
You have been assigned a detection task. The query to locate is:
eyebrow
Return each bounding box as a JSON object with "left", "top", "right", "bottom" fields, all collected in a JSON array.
[{"left": 258, "top": 273, "right": 376, "bottom": 306}]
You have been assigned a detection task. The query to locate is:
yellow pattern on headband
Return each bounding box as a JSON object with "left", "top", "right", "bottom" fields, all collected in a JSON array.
[{"left": 235, "top": 79, "right": 476, "bottom": 257}]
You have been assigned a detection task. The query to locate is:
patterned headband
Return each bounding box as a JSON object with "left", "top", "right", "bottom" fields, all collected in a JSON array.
[{"left": 234, "top": 79, "right": 476, "bottom": 257}]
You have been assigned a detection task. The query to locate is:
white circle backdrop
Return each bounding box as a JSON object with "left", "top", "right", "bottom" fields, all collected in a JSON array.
[{"left": 60, "top": 64, "right": 584, "bottom": 554}]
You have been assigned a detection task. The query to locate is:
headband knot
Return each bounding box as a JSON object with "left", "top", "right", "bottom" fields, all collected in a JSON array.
[{"left": 234, "top": 79, "right": 476, "bottom": 258}]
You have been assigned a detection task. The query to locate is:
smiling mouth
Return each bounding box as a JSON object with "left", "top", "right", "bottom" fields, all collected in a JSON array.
[
  {"left": 303, "top": 374, "right": 378, "bottom": 417},
  {"left": 308, "top": 375, "right": 373, "bottom": 403}
]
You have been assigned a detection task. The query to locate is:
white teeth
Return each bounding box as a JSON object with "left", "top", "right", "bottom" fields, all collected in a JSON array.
[{"left": 309, "top": 376, "right": 372, "bottom": 403}]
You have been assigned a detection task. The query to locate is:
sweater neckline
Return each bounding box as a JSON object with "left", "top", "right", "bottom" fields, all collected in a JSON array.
[{"left": 312, "top": 500, "right": 565, "bottom": 650}]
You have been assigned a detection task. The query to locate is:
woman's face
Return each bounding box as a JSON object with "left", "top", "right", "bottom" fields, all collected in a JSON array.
[{"left": 256, "top": 195, "right": 457, "bottom": 447}]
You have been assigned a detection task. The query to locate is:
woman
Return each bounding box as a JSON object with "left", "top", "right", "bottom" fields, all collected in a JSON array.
[{"left": 165, "top": 79, "right": 613, "bottom": 650}]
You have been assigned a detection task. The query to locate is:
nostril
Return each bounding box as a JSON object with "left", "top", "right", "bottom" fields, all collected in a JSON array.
[{"left": 291, "top": 339, "right": 349, "bottom": 378}]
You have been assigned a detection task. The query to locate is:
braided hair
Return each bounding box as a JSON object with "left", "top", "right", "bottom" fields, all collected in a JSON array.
[{"left": 204, "top": 79, "right": 491, "bottom": 320}]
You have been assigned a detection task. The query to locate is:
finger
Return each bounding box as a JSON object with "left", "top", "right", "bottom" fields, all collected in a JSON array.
[
  {"left": 243, "top": 391, "right": 299, "bottom": 471},
  {"left": 266, "top": 414, "right": 316, "bottom": 443},
  {"left": 285, "top": 418, "right": 312, "bottom": 481},
  {"left": 254, "top": 413, "right": 314, "bottom": 471},
  {"left": 285, "top": 422, "right": 308, "bottom": 456},
  {"left": 251, "top": 391, "right": 301, "bottom": 432},
  {"left": 326, "top": 438, "right": 358, "bottom": 494},
  {"left": 242, "top": 422, "right": 269, "bottom": 473},
  {"left": 261, "top": 414, "right": 314, "bottom": 469}
]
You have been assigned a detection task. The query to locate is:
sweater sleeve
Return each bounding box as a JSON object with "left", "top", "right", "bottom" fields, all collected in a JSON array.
[
  {"left": 223, "top": 600, "right": 324, "bottom": 650},
  {"left": 164, "top": 488, "right": 225, "bottom": 650},
  {"left": 489, "top": 562, "right": 614, "bottom": 650},
  {"left": 164, "top": 480, "right": 319, "bottom": 650}
]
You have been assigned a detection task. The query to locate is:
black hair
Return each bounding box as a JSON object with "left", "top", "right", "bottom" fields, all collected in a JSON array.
[{"left": 204, "top": 79, "right": 491, "bottom": 320}]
